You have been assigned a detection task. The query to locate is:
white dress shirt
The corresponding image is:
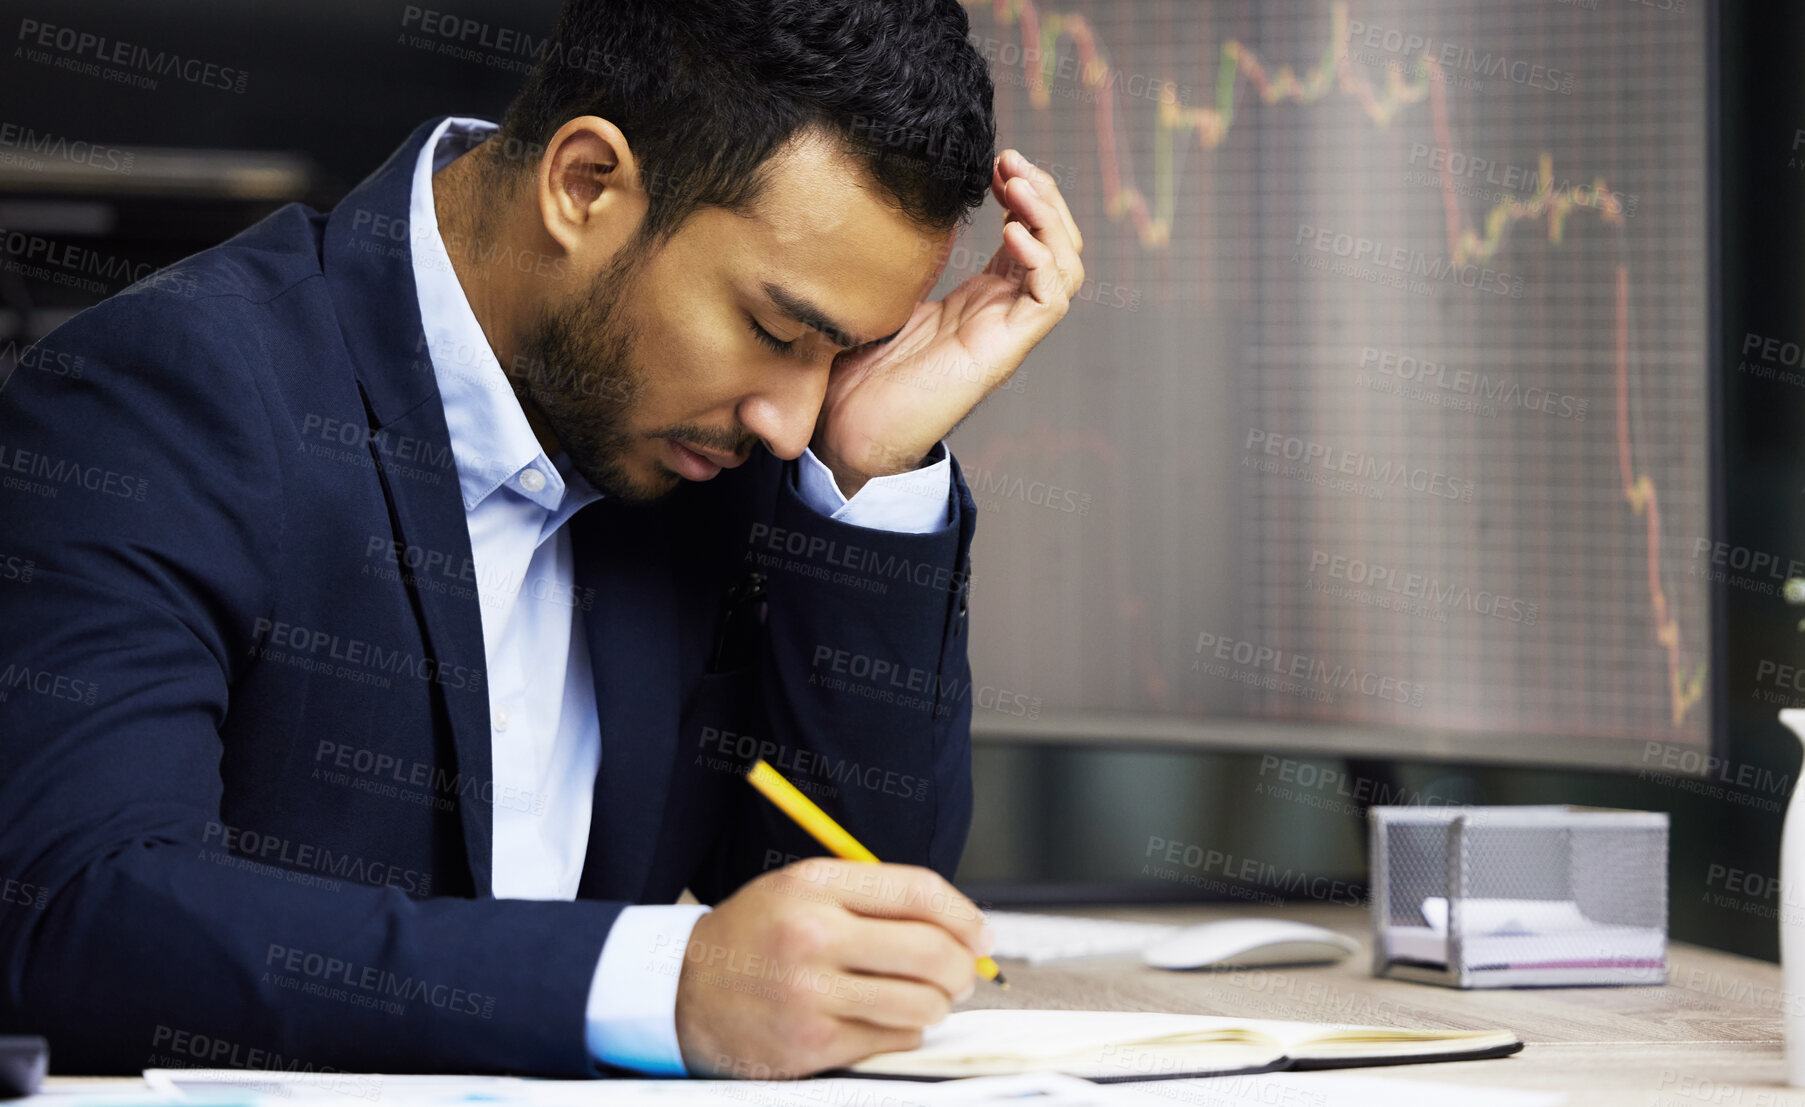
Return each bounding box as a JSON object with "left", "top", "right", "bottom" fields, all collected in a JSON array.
[{"left": 407, "top": 117, "right": 953, "bottom": 1074}]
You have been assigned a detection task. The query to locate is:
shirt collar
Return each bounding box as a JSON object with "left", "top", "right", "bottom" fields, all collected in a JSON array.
[{"left": 409, "top": 116, "right": 605, "bottom": 523}]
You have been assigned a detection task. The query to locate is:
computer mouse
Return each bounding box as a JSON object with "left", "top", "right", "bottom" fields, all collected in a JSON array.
[{"left": 1141, "top": 918, "right": 1360, "bottom": 970}]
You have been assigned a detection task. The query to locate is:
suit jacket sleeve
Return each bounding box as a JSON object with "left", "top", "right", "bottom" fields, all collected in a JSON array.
[
  {"left": 0, "top": 292, "right": 622, "bottom": 1076},
  {"left": 689, "top": 447, "right": 977, "bottom": 899}
]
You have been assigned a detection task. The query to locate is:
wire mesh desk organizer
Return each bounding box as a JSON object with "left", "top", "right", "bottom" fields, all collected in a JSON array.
[{"left": 1369, "top": 805, "right": 1669, "bottom": 988}]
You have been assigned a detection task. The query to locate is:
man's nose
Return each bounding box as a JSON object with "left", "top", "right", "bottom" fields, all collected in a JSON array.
[{"left": 737, "top": 373, "right": 829, "bottom": 461}]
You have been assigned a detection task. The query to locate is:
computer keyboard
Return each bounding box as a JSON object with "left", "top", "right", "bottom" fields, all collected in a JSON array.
[{"left": 984, "top": 911, "right": 1184, "bottom": 963}]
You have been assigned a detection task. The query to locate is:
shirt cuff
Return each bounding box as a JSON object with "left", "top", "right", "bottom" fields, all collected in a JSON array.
[
  {"left": 585, "top": 904, "right": 712, "bottom": 1075},
  {"left": 797, "top": 443, "right": 953, "bottom": 534}
]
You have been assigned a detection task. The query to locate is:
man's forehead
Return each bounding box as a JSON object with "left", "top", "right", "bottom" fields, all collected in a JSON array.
[
  {"left": 732, "top": 134, "right": 960, "bottom": 341},
  {"left": 739, "top": 132, "right": 952, "bottom": 281}
]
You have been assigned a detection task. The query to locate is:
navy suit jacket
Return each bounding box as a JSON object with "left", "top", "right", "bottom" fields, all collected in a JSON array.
[{"left": 0, "top": 119, "right": 977, "bottom": 1076}]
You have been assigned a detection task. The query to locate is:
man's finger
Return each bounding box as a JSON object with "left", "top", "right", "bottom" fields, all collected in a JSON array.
[
  {"left": 1002, "top": 176, "right": 1083, "bottom": 299},
  {"left": 835, "top": 917, "right": 976, "bottom": 1000},
  {"left": 1002, "top": 220, "right": 1068, "bottom": 311},
  {"left": 783, "top": 861, "right": 991, "bottom": 956},
  {"left": 1001, "top": 149, "right": 1082, "bottom": 255},
  {"left": 984, "top": 227, "right": 1027, "bottom": 281},
  {"left": 990, "top": 153, "right": 1011, "bottom": 210},
  {"left": 827, "top": 975, "right": 954, "bottom": 1030}
]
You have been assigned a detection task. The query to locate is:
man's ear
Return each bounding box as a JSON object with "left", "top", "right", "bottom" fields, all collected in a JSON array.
[{"left": 536, "top": 115, "right": 647, "bottom": 260}]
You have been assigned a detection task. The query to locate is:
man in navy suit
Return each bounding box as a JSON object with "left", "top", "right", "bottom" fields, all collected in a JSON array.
[{"left": 0, "top": 0, "right": 1083, "bottom": 1079}]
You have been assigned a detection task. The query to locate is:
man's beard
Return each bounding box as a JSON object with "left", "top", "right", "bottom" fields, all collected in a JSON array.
[
  {"left": 516, "top": 241, "right": 760, "bottom": 503},
  {"left": 514, "top": 244, "right": 671, "bottom": 503}
]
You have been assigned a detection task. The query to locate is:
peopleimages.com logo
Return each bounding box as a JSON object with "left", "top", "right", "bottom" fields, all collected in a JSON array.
[{"left": 15, "top": 18, "right": 249, "bottom": 93}]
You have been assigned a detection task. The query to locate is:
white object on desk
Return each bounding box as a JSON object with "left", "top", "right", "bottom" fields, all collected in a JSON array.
[
  {"left": 984, "top": 911, "right": 1183, "bottom": 963},
  {"left": 1419, "top": 897, "right": 1591, "bottom": 935},
  {"left": 1777, "top": 707, "right": 1805, "bottom": 1087},
  {"left": 1140, "top": 918, "right": 1359, "bottom": 970},
  {"left": 1384, "top": 896, "right": 1665, "bottom": 972}
]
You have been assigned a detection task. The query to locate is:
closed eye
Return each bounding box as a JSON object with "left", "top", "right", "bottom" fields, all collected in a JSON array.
[{"left": 747, "top": 315, "right": 795, "bottom": 355}]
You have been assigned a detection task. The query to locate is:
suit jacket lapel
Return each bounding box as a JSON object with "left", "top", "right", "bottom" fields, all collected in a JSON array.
[{"left": 322, "top": 118, "right": 496, "bottom": 894}]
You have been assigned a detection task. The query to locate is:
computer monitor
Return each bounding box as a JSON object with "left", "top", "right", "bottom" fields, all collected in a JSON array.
[
  {"left": 0, "top": 0, "right": 1717, "bottom": 773},
  {"left": 947, "top": 0, "right": 1715, "bottom": 771}
]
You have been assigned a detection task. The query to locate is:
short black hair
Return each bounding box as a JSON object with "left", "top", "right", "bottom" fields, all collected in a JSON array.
[{"left": 498, "top": 0, "right": 996, "bottom": 242}]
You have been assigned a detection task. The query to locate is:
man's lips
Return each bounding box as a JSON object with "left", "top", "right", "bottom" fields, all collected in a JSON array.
[
  {"left": 687, "top": 442, "right": 748, "bottom": 469},
  {"left": 666, "top": 439, "right": 745, "bottom": 480}
]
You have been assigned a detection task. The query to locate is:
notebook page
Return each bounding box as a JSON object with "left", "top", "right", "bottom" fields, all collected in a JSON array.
[
  {"left": 852, "top": 1010, "right": 1286, "bottom": 1079},
  {"left": 912, "top": 1011, "right": 1271, "bottom": 1059},
  {"left": 1211, "top": 1016, "right": 1520, "bottom": 1056}
]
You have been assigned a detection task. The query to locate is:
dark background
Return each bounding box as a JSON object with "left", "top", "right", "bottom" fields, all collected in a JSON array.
[{"left": 0, "top": 0, "right": 1798, "bottom": 959}]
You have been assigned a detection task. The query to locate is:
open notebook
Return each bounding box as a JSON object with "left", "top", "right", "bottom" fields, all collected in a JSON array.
[{"left": 848, "top": 1010, "right": 1522, "bottom": 1082}]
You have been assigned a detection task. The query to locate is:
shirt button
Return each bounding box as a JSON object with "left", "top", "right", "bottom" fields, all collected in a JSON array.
[
  {"left": 518, "top": 468, "right": 546, "bottom": 493},
  {"left": 492, "top": 708, "right": 511, "bottom": 732}
]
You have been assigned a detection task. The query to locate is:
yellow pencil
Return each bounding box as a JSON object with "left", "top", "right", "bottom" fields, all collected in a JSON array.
[{"left": 745, "top": 758, "right": 1007, "bottom": 987}]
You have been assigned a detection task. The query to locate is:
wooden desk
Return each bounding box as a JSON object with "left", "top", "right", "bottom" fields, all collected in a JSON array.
[
  {"left": 965, "top": 903, "right": 1793, "bottom": 1103},
  {"left": 36, "top": 904, "right": 1792, "bottom": 1102}
]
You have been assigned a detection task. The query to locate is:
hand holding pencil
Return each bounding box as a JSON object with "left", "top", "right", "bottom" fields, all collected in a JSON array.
[
  {"left": 673, "top": 759, "right": 1001, "bottom": 1078},
  {"left": 745, "top": 758, "right": 1006, "bottom": 987}
]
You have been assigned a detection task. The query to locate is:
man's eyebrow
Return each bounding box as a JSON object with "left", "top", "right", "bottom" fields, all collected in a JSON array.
[{"left": 761, "top": 282, "right": 900, "bottom": 350}]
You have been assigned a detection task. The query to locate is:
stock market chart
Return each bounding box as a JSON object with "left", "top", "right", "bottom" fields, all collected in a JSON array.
[{"left": 946, "top": 0, "right": 1710, "bottom": 764}]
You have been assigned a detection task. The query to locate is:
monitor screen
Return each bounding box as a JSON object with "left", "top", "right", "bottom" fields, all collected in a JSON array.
[{"left": 948, "top": 0, "right": 1712, "bottom": 769}]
